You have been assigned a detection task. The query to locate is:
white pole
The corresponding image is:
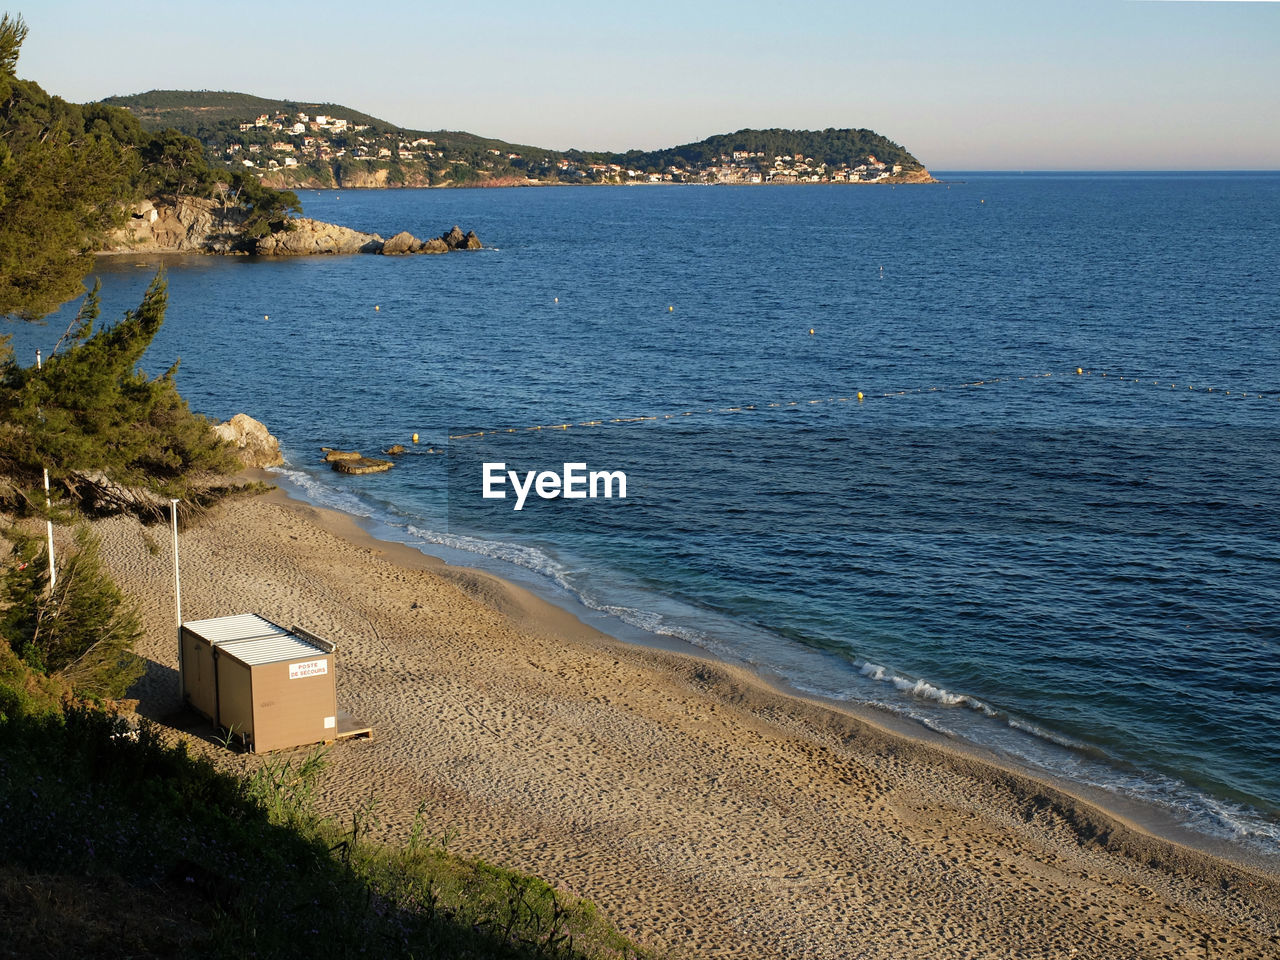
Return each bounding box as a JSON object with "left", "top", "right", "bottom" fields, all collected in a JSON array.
[
  {"left": 171, "top": 498, "right": 183, "bottom": 697},
  {"left": 42, "top": 467, "right": 54, "bottom": 589},
  {"left": 35, "top": 350, "right": 55, "bottom": 591}
]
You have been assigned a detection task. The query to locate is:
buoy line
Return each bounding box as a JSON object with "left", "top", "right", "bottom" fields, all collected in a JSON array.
[
  {"left": 440, "top": 367, "right": 1275, "bottom": 443},
  {"left": 1071, "top": 366, "right": 1279, "bottom": 401}
]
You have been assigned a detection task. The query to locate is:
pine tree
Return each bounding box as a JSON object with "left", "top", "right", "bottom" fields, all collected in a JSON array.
[
  {"left": 0, "top": 273, "right": 240, "bottom": 509},
  {"left": 0, "top": 525, "right": 145, "bottom": 700},
  {"left": 0, "top": 15, "right": 138, "bottom": 319}
]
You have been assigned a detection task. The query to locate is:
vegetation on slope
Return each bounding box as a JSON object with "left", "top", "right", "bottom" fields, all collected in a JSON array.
[
  {"left": 104, "top": 89, "right": 559, "bottom": 187},
  {"left": 0, "top": 690, "right": 649, "bottom": 959},
  {"left": 0, "top": 275, "right": 243, "bottom": 517},
  {"left": 0, "top": 14, "right": 137, "bottom": 318},
  {"left": 103, "top": 89, "right": 929, "bottom": 187},
  {"left": 598, "top": 126, "right": 924, "bottom": 174},
  {"left": 1, "top": 526, "right": 145, "bottom": 701},
  {"left": 0, "top": 17, "right": 300, "bottom": 319},
  {"left": 99, "top": 88, "right": 403, "bottom": 134}
]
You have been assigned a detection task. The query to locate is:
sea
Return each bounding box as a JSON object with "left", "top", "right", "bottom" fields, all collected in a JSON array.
[{"left": 10, "top": 172, "right": 1280, "bottom": 861}]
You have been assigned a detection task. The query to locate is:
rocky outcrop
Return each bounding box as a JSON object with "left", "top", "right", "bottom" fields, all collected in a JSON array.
[
  {"left": 253, "top": 220, "right": 482, "bottom": 257},
  {"left": 442, "top": 225, "right": 483, "bottom": 250},
  {"left": 101, "top": 198, "right": 482, "bottom": 259},
  {"left": 321, "top": 446, "right": 393, "bottom": 474},
  {"left": 895, "top": 168, "right": 938, "bottom": 184},
  {"left": 102, "top": 197, "right": 250, "bottom": 254},
  {"left": 332, "top": 456, "right": 393, "bottom": 475},
  {"left": 255, "top": 218, "right": 385, "bottom": 255},
  {"left": 212, "top": 414, "right": 284, "bottom": 468},
  {"left": 381, "top": 231, "right": 420, "bottom": 255}
]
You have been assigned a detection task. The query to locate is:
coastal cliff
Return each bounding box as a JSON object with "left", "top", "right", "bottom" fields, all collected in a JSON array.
[{"left": 101, "top": 197, "right": 481, "bottom": 256}]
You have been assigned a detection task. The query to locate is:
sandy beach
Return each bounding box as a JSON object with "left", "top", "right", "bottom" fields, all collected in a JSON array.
[{"left": 84, "top": 486, "right": 1279, "bottom": 960}]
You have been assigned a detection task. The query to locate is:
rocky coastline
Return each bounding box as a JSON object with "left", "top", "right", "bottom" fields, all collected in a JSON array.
[{"left": 99, "top": 196, "right": 481, "bottom": 257}]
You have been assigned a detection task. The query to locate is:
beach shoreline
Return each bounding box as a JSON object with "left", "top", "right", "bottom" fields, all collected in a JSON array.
[
  {"left": 258, "top": 471, "right": 1280, "bottom": 875},
  {"left": 88, "top": 484, "right": 1280, "bottom": 959}
]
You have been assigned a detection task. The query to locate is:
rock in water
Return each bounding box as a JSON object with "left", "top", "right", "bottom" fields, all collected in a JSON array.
[
  {"left": 255, "top": 218, "right": 384, "bottom": 255},
  {"left": 212, "top": 414, "right": 284, "bottom": 467},
  {"left": 382, "top": 231, "right": 422, "bottom": 255},
  {"left": 103, "top": 201, "right": 480, "bottom": 258},
  {"left": 332, "top": 457, "right": 393, "bottom": 475}
]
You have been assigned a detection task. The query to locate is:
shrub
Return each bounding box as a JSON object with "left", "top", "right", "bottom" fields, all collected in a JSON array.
[{"left": 0, "top": 525, "right": 144, "bottom": 700}]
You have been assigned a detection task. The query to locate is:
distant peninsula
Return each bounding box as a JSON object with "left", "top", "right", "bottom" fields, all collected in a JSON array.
[{"left": 102, "top": 90, "right": 936, "bottom": 189}]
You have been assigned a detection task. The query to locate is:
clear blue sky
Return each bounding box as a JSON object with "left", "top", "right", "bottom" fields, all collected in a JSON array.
[{"left": 15, "top": 0, "right": 1280, "bottom": 169}]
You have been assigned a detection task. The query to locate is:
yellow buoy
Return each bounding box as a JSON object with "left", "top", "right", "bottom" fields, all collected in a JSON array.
[
  {"left": 857, "top": 391, "right": 864, "bottom": 401},
  {"left": 412, "top": 433, "right": 419, "bottom": 443},
  {"left": 669, "top": 306, "right": 674, "bottom": 312},
  {"left": 809, "top": 328, "right": 815, "bottom": 335},
  {"left": 1076, "top": 367, "right": 1083, "bottom": 375},
  {"left": 263, "top": 315, "right": 269, "bottom": 320},
  {"left": 375, "top": 305, "right": 380, "bottom": 311}
]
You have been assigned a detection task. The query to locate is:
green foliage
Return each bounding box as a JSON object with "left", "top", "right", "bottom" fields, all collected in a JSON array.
[
  {"left": 0, "top": 27, "right": 139, "bottom": 317},
  {"left": 0, "top": 274, "right": 240, "bottom": 502},
  {"left": 139, "top": 128, "right": 216, "bottom": 197},
  {"left": 0, "top": 700, "right": 652, "bottom": 959},
  {"left": 0, "top": 12, "right": 25, "bottom": 103},
  {"left": 0, "top": 526, "right": 144, "bottom": 700},
  {"left": 606, "top": 127, "right": 924, "bottom": 173},
  {"left": 102, "top": 89, "right": 394, "bottom": 134},
  {"left": 0, "top": 635, "right": 67, "bottom": 721},
  {"left": 226, "top": 169, "right": 301, "bottom": 239},
  {"left": 0, "top": 27, "right": 314, "bottom": 319}
]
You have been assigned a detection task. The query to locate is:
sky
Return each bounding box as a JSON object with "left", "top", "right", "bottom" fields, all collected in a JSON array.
[{"left": 15, "top": 0, "right": 1280, "bottom": 169}]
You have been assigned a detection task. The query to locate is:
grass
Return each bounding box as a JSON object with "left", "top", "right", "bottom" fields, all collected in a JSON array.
[{"left": 0, "top": 688, "right": 653, "bottom": 959}]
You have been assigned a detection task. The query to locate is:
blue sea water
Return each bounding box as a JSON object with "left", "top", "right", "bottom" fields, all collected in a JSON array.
[{"left": 11, "top": 173, "right": 1280, "bottom": 856}]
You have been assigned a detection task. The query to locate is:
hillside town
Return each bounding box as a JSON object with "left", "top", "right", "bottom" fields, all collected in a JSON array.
[
  {"left": 556, "top": 150, "right": 904, "bottom": 184},
  {"left": 221, "top": 110, "right": 910, "bottom": 184}
]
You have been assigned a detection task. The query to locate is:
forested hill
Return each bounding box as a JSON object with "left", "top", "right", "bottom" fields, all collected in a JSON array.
[
  {"left": 101, "top": 90, "right": 391, "bottom": 131},
  {"left": 102, "top": 90, "right": 931, "bottom": 187},
  {"left": 101, "top": 89, "right": 559, "bottom": 166},
  {"left": 598, "top": 127, "right": 925, "bottom": 174}
]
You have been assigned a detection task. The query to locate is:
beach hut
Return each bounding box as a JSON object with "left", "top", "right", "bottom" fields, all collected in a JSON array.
[{"left": 180, "top": 613, "right": 343, "bottom": 753}]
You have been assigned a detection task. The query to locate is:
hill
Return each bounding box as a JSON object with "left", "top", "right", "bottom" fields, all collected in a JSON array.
[
  {"left": 100, "top": 90, "right": 391, "bottom": 130},
  {"left": 102, "top": 90, "right": 932, "bottom": 188},
  {"left": 599, "top": 127, "right": 924, "bottom": 177}
]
